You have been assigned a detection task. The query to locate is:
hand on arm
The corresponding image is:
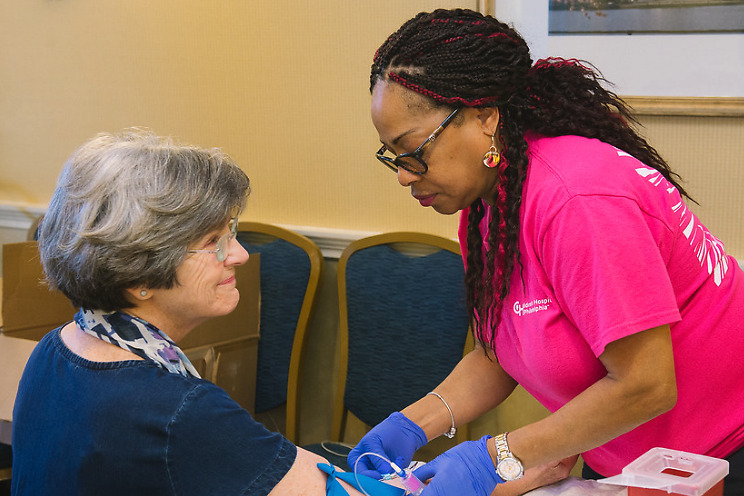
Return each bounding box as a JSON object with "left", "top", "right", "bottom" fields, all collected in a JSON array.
[
  {"left": 414, "top": 436, "right": 504, "bottom": 496},
  {"left": 491, "top": 455, "right": 578, "bottom": 496},
  {"left": 347, "top": 412, "right": 428, "bottom": 478},
  {"left": 413, "top": 325, "right": 674, "bottom": 496},
  {"left": 268, "top": 448, "right": 357, "bottom": 495},
  {"left": 272, "top": 447, "right": 409, "bottom": 496}
]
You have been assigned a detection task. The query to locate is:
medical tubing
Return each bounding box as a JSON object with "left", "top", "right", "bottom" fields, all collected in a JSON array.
[
  {"left": 320, "top": 440, "right": 355, "bottom": 457},
  {"left": 353, "top": 451, "right": 424, "bottom": 496},
  {"left": 393, "top": 463, "right": 425, "bottom": 496}
]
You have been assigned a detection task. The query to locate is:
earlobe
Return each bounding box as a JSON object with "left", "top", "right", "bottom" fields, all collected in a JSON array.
[
  {"left": 476, "top": 107, "right": 500, "bottom": 136},
  {"left": 126, "top": 288, "right": 152, "bottom": 301}
]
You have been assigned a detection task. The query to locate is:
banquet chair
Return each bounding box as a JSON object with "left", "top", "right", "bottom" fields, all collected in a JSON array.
[
  {"left": 0, "top": 442, "right": 11, "bottom": 485},
  {"left": 27, "top": 215, "right": 43, "bottom": 241},
  {"left": 236, "top": 222, "right": 324, "bottom": 444},
  {"left": 316, "top": 232, "right": 473, "bottom": 468}
]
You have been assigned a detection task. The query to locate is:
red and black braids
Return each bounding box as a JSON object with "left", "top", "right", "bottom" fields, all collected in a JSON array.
[
  {"left": 370, "top": 9, "right": 689, "bottom": 354},
  {"left": 371, "top": 9, "right": 530, "bottom": 107}
]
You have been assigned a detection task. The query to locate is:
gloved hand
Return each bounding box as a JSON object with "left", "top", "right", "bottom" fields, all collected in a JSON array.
[
  {"left": 413, "top": 435, "right": 504, "bottom": 496},
  {"left": 347, "top": 412, "right": 428, "bottom": 479}
]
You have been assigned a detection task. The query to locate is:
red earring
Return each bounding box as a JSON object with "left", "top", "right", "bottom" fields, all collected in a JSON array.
[{"left": 483, "top": 134, "right": 500, "bottom": 168}]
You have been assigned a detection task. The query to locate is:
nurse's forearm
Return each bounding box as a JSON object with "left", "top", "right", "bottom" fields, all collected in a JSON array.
[
  {"left": 504, "top": 325, "right": 677, "bottom": 472},
  {"left": 401, "top": 345, "right": 517, "bottom": 441}
]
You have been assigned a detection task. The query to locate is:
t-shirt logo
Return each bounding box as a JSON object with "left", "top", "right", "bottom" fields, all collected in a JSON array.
[{"left": 513, "top": 298, "right": 553, "bottom": 316}]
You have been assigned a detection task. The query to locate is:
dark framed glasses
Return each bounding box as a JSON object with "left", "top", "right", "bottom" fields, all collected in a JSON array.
[{"left": 375, "top": 107, "right": 460, "bottom": 175}]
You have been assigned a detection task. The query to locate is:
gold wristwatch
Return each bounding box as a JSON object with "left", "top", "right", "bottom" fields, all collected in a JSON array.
[{"left": 494, "top": 432, "right": 524, "bottom": 481}]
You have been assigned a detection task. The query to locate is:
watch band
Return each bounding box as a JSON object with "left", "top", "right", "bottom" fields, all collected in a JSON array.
[
  {"left": 494, "top": 432, "right": 511, "bottom": 458},
  {"left": 494, "top": 432, "right": 524, "bottom": 481}
]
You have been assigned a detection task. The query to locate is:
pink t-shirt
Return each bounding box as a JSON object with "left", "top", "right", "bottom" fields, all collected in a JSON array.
[{"left": 458, "top": 134, "right": 744, "bottom": 476}]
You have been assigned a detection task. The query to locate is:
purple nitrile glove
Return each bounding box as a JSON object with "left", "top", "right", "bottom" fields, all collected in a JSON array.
[
  {"left": 347, "top": 412, "right": 428, "bottom": 479},
  {"left": 414, "top": 435, "right": 505, "bottom": 496}
]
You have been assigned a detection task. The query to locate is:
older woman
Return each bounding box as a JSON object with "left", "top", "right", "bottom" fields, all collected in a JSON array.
[{"left": 10, "top": 130, "right": 386, "bottom": 496}]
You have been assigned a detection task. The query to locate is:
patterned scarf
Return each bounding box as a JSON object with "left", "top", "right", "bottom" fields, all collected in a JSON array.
[{"left": 74, "top": 308, "right": 200, "bottom": 378}]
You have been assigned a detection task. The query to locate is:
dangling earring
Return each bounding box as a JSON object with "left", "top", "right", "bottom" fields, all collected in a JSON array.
[{"left": 483, "top": 134, "right": 500, "bottom": 168}]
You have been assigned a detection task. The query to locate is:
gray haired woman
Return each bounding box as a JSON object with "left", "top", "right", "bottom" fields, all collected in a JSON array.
[{"left": 10, "top": 130, "right": 379, "bottom": 496}]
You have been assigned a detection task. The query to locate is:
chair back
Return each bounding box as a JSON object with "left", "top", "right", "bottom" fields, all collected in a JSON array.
[
  {"left": 236, "top": 222, "right": 324, "bottom": 443},
  {"left": 0, "top": 441, "right": 10, "bottom": 481},
  {"left": 332, "top": 232, "right": 472, "bottom": 443}
]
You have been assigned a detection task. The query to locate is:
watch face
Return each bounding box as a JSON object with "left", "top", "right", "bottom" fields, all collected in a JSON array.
[{"left": 497, "top": 457, "right": 524, "bottom": 481}]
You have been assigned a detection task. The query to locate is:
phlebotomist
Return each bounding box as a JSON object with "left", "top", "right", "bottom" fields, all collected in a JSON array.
[{"left": 349, "top": 8, "right": 744, "bottom": 496}]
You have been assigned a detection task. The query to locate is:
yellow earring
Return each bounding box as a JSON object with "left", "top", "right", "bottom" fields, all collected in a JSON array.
[{"left": 483, "top": 134, "right": 500, "bottom": 168}]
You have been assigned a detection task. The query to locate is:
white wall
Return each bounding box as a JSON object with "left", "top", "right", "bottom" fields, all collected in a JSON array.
[
  {"left": 493, "top": 1, "right": 744, "bottom": 97},
  {"left": 550, "top": 33, "right": 744, "bottom": 98}
]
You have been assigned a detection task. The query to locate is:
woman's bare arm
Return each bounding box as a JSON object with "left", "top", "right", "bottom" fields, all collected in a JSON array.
[
  {"left": 401, "top": 343, "right": 518, "bottom": 441},
  {"left": 270, "top": 447, "right": 406, "bottom": 495},
  {"left": 505, "top": 324, "right": 677, "bottom": 471},
  {"left": 398, "top": 325, "right": 675, "bottom": 494}
]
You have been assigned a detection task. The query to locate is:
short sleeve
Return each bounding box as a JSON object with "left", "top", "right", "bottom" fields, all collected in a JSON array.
[
  {"left": 540, "top": 194, "right": 681, "bottom": 356},
  {"left": 166, "top": 382, "right": 297, "bottom": 496}
]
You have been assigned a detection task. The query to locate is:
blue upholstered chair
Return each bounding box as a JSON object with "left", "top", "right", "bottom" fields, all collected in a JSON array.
[
  {"left": 236, "top": 222, "right": 324, "bottom": 444},
  {"left": 327, "top": 232, "right": 473, "bottom": 460}
]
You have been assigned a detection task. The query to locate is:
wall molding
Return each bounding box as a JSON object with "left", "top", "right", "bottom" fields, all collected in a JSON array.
[
  {"left": 0, "top": 203, "right": 377, "bottom": 259},
  {"left": 275, "top": 224, "right": 380, "bottom": 259},
  {"left": 623, "top": 96, "right": 744, "bottom": 117},
  {"left": 0, "top": 204, "right": 46, "bottom": 231},
  {"left": 2, "top": 203, "right": 738, "bottom": 268}
]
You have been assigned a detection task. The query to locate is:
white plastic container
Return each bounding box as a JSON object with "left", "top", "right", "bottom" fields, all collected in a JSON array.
[{"left": 598, "top": 447, "right": 729, "bottom": 496}]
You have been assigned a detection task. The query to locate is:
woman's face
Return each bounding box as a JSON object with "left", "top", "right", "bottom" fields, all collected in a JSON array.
[
  {"left": 140, "top": 220, "right": 250, "bottom": 338},
  {"left": 370, "top": 80, "right": 501, "bottom": 215}
]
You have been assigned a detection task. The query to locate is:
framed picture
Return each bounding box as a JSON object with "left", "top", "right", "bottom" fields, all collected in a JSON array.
[
  {"left": 549, "top": 1, "right": 744, "bottom": 35},
  {"left": 533, "top": 1, "right": 744, "bottom": 98}
]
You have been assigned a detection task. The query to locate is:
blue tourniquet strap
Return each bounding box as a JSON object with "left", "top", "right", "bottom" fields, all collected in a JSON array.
[{"left": 317, "top": 463, "right": 406, "bottom": 496}]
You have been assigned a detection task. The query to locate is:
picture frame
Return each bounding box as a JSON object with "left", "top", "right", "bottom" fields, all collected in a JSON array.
[
  {"left": 494, "top": 0, "right": 744, "bottom": 100},
  {"left": 548, "top": 1, "right": 744, "bottom": 35}
]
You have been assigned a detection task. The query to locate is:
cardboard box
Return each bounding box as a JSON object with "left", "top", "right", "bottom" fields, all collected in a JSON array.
[
  {"left": 1, "top": 242, "right": 261, "bottom": 418},
  {"left": 599, "top": 447, "right": 729, "bottom": 496},
  {"left": 0, "top": 335, "right": 39, "bottom": 444},
  {"left": 2, "top": 241, "right": 77, "bottom": 340}
]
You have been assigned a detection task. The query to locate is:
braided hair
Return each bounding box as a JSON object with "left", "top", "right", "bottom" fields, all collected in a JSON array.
[{"left": 371, "top": 8, "right": 689, "bottom": 353}]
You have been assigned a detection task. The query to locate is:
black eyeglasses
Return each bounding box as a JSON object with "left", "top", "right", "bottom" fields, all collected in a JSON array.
[{"left": 375, "top": 108, "right": 460, "bottom": 175}]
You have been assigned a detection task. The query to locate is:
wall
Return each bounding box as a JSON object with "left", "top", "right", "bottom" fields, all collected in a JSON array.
[
  {"left": 638, "top": 113, "right": 744, "bottom": 260},
  {"left": 0, "top": 0, "right": 469, "bottom": 240},
  {"left": 1, "top": 0, "right": 743, "bottom": 472},
  {"left": 2, "top": 2, "right": 742, "bottom": 257}
]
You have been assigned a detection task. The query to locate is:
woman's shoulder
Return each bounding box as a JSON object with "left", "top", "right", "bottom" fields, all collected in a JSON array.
[
  {"left": 527, "top": 134, "right": 637, "bottom": 173},
  {"left": 525, "top": 133, "right": 649, "bottom": 199}
]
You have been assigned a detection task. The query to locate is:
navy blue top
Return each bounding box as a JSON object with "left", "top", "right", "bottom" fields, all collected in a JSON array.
[{"left": 11, "top": 328, "right": 296, "bottom": 495}]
